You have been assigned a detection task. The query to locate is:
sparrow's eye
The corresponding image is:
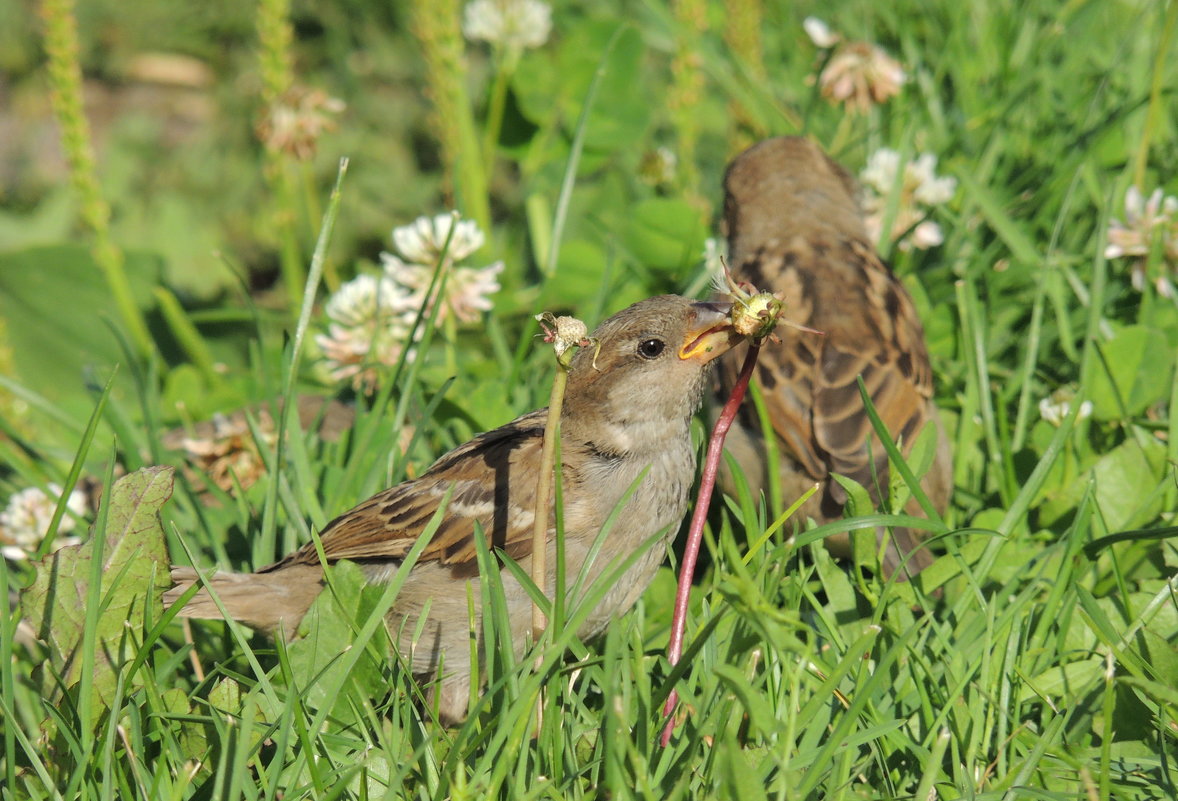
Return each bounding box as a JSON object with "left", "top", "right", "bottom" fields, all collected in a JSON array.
[{"left": 636, "top": 338, "right": 666, "bottom": 360}]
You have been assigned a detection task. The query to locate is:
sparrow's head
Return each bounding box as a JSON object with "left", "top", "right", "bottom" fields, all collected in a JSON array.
[
  {"left": 562, "top": 295, "right": 739, "bottom": 454},
  {"left": 723, "top": 136, "right": 866, "bottom": 258}
]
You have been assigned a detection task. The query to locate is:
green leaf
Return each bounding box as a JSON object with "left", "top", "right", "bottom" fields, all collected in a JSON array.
[
  {"left": 1085, "top": 326, "right": 1175, "bottom": 420},
  {"left": 1039, "top": 435, "right": 1166, "bottom": 532},
  {"left": 20, "top": 466, "right": 174, "bottom": 712},
  {"left": 0, "top": 244, "right": 161, "bottom": 437},
  {"left": 284, "top": 560, "right": 390, "bottom": 719},
  {"left": 622, "top": 198, "right": 707, "bottom": 275}
]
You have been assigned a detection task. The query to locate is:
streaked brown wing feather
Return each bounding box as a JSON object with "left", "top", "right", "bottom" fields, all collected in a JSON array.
[
  {"left": 261, "top": 410, "right": 548, "bottom": 574},
  {"left": 740, "top": 234, "right": 935, "bottom": 504}
]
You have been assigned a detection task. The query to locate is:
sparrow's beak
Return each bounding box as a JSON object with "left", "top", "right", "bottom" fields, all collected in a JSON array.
[{"left": 679, "top": 301, "right": 741, "bottom": 363}]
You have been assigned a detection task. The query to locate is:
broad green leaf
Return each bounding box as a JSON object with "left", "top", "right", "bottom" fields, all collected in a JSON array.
[
  {"left": 622, "top": 198, "right": 707, "bottom": 275},
  {"left": 1040, "top": 435, "right": 1166, "bottom": 532},
  {"left": 284, "top": 560, "right": 390, "bottom": 720},
  {"left": 1085, "top": 325, "right": 1175, "bottom": 421},
  {"left": 20, "top": 465, "right": 173, "bottom": 712},
  {"left": 1018, "top": 657, "right": 1103, "bottom": 704},
  {"left": 0, "top": 244, "right": 160, "bottom": 438}
]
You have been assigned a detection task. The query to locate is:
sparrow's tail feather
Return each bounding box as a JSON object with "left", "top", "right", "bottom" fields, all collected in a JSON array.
[{"left": 164, "top": 565, "right": 323, "bottom": 635}]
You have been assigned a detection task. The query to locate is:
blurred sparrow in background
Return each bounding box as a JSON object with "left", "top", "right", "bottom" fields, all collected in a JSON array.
[{"left": 716, "top": 136, "right": 952, "bottom": 577}]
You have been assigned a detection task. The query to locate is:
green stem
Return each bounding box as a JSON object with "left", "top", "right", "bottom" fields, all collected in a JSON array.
[
  {"left": 39, "top": 0, "right": 155, "bottom": 360},
  {"left": 1133, "top": 0, "right": 1178, "bottom": 189},
  {"left": 153, "top": 287, "right": 222, "bottom": 387},
  {"left": 531, "top": 348, "right": 573, "bottom": 637},
  {"left": 481, "top": 51, "right": 517, "bottom": 180}
]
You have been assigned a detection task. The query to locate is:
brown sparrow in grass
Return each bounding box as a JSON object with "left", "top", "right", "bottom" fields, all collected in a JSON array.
[
  {"left": 166, "top": 295, "right": 741, "bottom": 722},
  {"left": 716, "top": 137, "right": 952, "bottom": 577}
]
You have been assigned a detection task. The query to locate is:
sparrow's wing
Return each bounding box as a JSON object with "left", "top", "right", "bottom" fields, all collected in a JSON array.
[
  {"left": 738, "top": 233, "right": 934, "bottom": 503},
  {"left": 263, "top": 410, "right": 549, "bottom": 575}
]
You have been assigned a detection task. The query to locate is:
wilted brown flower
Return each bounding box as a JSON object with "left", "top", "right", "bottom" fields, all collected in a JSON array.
[
  {"left": 256, "top": 86, "right": 345, "bottom": 160},
  {"left": 805, "top": 18, "right": 904, "bottom": 115}
]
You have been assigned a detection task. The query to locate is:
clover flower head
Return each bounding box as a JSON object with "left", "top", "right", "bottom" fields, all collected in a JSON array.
[
  {"left": 1039, "top": 389, "right": 1093, "bottom": 427},
  {"left": 463, "top": 0, "right": 552, "bottom": 51},
  {"left": 1, "top": 484, "right": 87, "bottom": 560},
  {"left": 316, "top": 273, "right": 419, "bottom": 393},
  {"left": 639, "top": 147, "right": 678, "bottom": 187},
  {"left": 1104, "top": 185, "right": 1178, "bottom": 296},
  {"left": 815, "top": 36, "right": 905, "bottom": 114},
  {"left": 861, "top": 148, "right": 956, "bottom": 251},
  {"left": 256, "top": 86, "right": 345, "bottom": 161},
  {"left": 392, "top": 213, "right": 485, "bottom": 266},
  {"left": 803, "top": 16, "right": 840, "bottom": 49},
  {"left": 384, "top": 257, "right": 504, "bottom": 325},
  {"left": 703, "top": 237, "right": 729, "bottom": 279}
]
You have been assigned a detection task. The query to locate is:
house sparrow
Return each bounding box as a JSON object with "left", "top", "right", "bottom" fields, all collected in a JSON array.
[
  {"left": 166, "top": 295, "right": 741, "bottom": 722},
  {"left": 716, "top": 137, "right": 952, "bottom": 577}
]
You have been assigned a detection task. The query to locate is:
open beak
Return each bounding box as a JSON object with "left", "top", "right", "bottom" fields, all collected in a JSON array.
[{"left": 678, "top": 301, "right": 741, "bottom": 364}]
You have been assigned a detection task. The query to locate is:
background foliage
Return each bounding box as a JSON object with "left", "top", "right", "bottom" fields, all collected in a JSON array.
[{"left": 1, "top": 0, "right": 1176, "bottom": 798}]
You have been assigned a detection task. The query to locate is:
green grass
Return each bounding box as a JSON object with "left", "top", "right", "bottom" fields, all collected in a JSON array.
[{"left": 2, "top": 0, "right": 1177, "bottom": 798}]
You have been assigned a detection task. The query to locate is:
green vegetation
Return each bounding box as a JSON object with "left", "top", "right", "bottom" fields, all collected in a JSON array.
[{"left": 1, "top": 0, "right": 1175, "bottom": 798}]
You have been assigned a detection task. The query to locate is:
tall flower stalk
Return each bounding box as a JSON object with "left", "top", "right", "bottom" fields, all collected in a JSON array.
[
  {"left": 256, "top": 0, "right": 304, "bottom": 307},
  {"left": 39, "top": 0, "right": 154, "bottom": 359},
  {"left": 411, "top": 0, "right": 491, "bottom": 234}
]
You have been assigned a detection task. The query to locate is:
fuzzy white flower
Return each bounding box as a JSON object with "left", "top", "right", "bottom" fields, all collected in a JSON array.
[
  {"left": 385, "top": 257, "right": 504, "bottom": 325},
  {"left": 861, "top": 148, "right": 956, "bottom": 251},
  {"left": 703, "top": 237, "right": 728, "bottom": 279},
  {"left": 1, "top": 484, "right": 87, "bottom": 560},
  {"left": 463, "top": 0, "right": 552, "bottom": 51},
  {"left": 803, "top": 16, "right": 840, "bottom": 49},
  {"left": 316, "top": 274, "right": 419, "bottom": 393},
  {"left": 639, "top": 147, "right": 678, "bottom": 187},
  {"left": 1104, "top": 185, "right": 1178, "bottom": 296},
  {"left": 909, "top": 220, "right": 945, "bottom": 250},
  {"left": 860, "top": 149, "right": 902, "bottom": 194},
  {"left": 392, "top": 213, "right": 486, "bottom": 266},
  {"left": 910, "top": 155, "right": 957, "bottom": 205},
  {"left": 1039, "top": 390, "right": 1093, "bottom": 427}
]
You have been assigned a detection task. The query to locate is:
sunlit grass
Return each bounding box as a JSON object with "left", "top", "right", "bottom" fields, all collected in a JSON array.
[{"left": 1, "top": 0, "right": 1176, "bottom": 798}]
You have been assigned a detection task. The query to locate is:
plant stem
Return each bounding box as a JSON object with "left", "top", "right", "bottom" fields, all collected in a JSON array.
[
  {"left": 531, "top": 349, "right": 573, "bottom": 636},
  {"left": 410, "top": 0, "right": 491, "bottom": 234},
  {"left": 256, "top": 0, "right": 304, "bottom": 310},
  {"left": 660, "top": 341, "right": 761, "bottom": 746},
  {"left": 481, "top": 51, "right": 517, "bottom": 180},
  {"left": 39, "top": 0, "right": 155, "bottom": 360}
]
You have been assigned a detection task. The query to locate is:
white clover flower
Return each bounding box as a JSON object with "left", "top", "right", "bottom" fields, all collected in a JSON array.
[
  {"left": 803, "top": 16, "right": 840, "bottom": 49},
  {"left": 316, "top": 273, "right": 419, "bottom": 393},
  {"left": 860, "top": 148, "right": 956, "bottom": 251},
  {"left": 324, "top": 273, "right": 417, "bottom": 327},
  {"left": 910, "top": 155, "right": 957, "bottom": 204},
  {"left": 1105, "top": 185, "right": 1178, "bottom": 295},
  {"left": 639, "top": 147, "right": 678, "bottom": 186},
  {"left": 1039, "top": 390, "right": 1093, "bottom": 427},
  {"left": 1, "top": 484, "right": 87, "bottom": 560},
  {"left": 861, "top": 148, "right": 903, "bottom": 195},
  {"left": 463, "top": 0, "right": 552, "bottom": 51},
  {"left": 323, "top": 211, "right": 503, "bottom": 393},
  {"left": 703, "top": 237, "right": 729, "bottom": 282},
  {"left": 386, "top": 259, "right": 504, "bottom": 325},
  {"left": 909, "top": 220, "right": 945, "bottom": 250},
  {"left": 392, "top": 213, "right": 485, "bottom": 266}
]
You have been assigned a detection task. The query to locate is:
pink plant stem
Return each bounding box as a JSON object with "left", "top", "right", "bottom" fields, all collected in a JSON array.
[{"left": 661, "top": 342, "right": 762, "bottom": 746}]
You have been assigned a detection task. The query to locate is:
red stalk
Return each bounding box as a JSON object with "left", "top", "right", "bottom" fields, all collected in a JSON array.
[{"left": 660, "top": 341, "right": 762, "bottom": 746}]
